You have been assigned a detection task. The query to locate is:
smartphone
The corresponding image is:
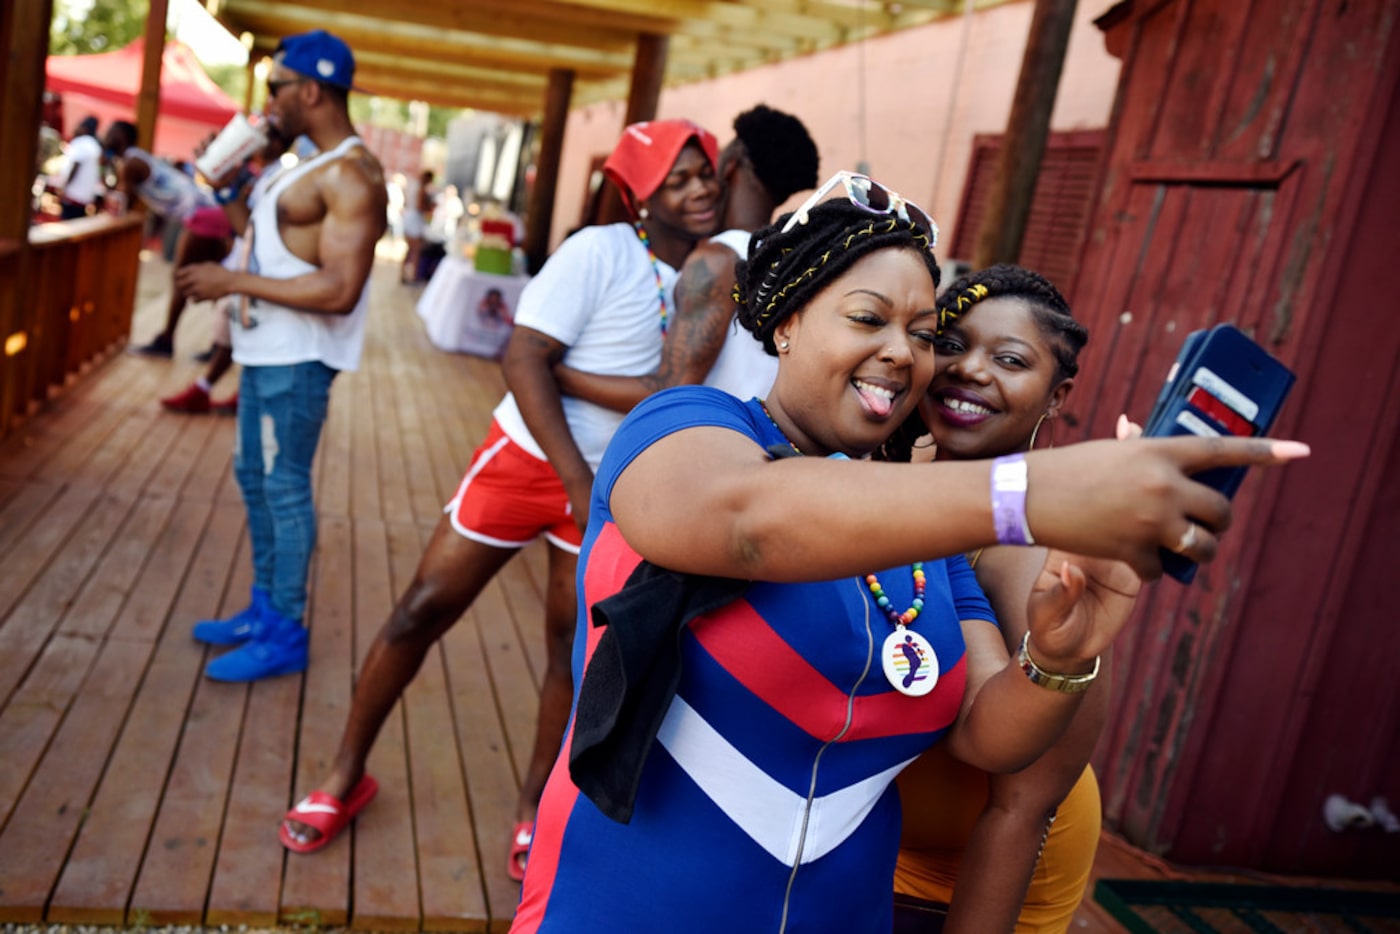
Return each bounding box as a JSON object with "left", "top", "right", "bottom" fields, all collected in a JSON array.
[{"left": 1142, "top": 324, "right": 1296, "bottom": 582}]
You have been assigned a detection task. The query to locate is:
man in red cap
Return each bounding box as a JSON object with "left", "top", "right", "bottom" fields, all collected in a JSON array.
[
  {"left": 278, "top": 119, "right": 722, "bottom": 879},
  {"left": 551, "top": 104, "right": 820, "bottom": 409}
]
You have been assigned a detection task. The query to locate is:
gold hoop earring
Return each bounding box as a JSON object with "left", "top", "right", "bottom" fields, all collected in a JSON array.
[{"left": 1028, "top": 413, "right": 1052, "bottom": 451}]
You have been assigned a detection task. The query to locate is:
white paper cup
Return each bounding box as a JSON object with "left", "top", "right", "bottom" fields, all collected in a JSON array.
[{"left": 196, "top": 114, "right": 268, "bottom": 184}]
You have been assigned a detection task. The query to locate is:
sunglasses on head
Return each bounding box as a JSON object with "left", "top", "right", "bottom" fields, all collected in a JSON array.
[{"left": 781, "top": 171, "right": 939, "bottom": 248}]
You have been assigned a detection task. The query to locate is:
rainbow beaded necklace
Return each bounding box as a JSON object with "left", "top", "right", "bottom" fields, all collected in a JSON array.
[
  {"left": 866, "top": 566, "right": 926, "bottom": 627},
  {"left": 634, "top": 222, "right": 669, "bottom": 335},
  {"left": 757, "top": 399, "right": 926, "bottom": 626}
]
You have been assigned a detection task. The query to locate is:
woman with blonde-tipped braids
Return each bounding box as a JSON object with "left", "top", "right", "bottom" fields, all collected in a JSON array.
[{"left": 892, "top": 265, "right": 1125, "bottom": 934}]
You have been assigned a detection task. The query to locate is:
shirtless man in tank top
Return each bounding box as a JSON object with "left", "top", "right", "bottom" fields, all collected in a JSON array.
[{"left": 176, "top": 30, "right": 388, "bottom": 683}]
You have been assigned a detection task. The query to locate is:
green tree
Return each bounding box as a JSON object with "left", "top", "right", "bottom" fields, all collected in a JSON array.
[
  {"left": 205, "top": 62, "right": 249, "bottom": 110},
  {"left": 50, "top": 0, "right": 150, "bottom": 56}
]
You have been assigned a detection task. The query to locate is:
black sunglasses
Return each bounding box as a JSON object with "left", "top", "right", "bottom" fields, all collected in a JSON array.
[{"left": 266, "top": 77, "right": 307, "bottom": 98}]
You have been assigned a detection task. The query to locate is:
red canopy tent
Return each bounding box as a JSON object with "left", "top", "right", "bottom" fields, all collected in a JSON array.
[{"left": 46, "top": 37, "right": 241, "bottom": 160}]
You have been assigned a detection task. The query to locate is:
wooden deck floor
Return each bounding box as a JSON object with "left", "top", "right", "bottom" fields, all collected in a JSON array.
[
  {"left": 6, "top": 252, "right": 1360, "bottom": 933},
  {"left": 0, "top": 254, "right": 545, "bottom": 931}
]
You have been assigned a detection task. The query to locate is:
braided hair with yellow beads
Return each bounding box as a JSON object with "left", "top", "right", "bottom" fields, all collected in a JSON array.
[{"left": 938, "top": 264, "right": 1086, "bottom": 382}]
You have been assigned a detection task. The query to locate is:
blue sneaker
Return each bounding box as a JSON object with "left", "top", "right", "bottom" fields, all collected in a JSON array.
[
  {"left": 193, "top": 587, "right": 271, "bottom": 646},
  {"left": 204, "top": 611, "right": 308, "bottom": 682}
]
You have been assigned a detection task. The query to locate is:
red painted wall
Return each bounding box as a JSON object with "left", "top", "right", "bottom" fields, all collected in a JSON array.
[{"left": 1071, "top": 0, "right": 1400, "bottom": 875}]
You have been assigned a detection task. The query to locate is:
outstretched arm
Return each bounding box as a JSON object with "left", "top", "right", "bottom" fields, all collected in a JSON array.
[
  {"left": 553, "top": 241, "right": 743, "bottom": 413},
  {"left": 611, "top": 427, "right": 1305, "bottom": 584}
]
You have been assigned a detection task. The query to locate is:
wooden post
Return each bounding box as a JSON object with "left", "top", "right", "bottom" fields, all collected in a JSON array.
[
  {"left": 244, "top": 54, "right": 256, "bottom": 113},
  {"left": 597, "top": 31, "right": 670, "bottom": 225},
  {"left": 0, "top": 0, "right": 54, "bottom": 242},
  {"left": 0, "top": 0, "right": 56, "bottom": 438},
  {"left": 623, "top": 33, "right": 669, "bottom": 127},
  {"left": 523, "top": 68, "right": 574, "bottom": 273},
  {"left": 134, "top": 0, "right": 170, "bottom": 151},
  {"left": 972, "top": 0, "right": 1078, "bottom": 269}
]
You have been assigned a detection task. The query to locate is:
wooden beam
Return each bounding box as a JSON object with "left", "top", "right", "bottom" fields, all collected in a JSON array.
[
  {"left": 741, "top": 0, "right": 892, "bottom": 32},
  {"left": 354, "top": 53, "right": 549, "bottom": 93},
  {"left": 224, "top": 8, "right": 631, "bottom": 79},
  {"left": 355, "top": 77, "right": 543, "bottom": 115},
  {"left": 223, "top": 0, "right": 639, "bottom": 53},
  {"left": 209, "top": 0, "right": 1013, "bottom": 116},
  {"left": 973, "top": 0, "right": 1078, "bottom": 268},
  {"left": 135, "top": 0, "right": 170, "bottom": 151},
  {"left": 430, "top": 0, "right": 677, "bottom": 39},
  {"left": 222, "top": 0, "right": 854, "bottom": 64},
  {"left": 523, "top": 68, "right": 574, "bottom": 273}
]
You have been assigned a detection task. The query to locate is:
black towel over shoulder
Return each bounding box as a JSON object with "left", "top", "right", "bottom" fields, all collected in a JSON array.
[{"left": 568, "top": 560, "right": 750, "bottom": 824}]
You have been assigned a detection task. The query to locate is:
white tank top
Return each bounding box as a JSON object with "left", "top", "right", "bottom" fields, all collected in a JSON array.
[
  {"left": 701, "top": 228, "right": 778, "bottom": 402},
  {"left": 231, "top": 136, "right": 371, "bottom": 372}
]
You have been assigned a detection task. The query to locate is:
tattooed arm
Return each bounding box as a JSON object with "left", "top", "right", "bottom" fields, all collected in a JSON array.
[{"left": 552, "top": 240, "right": 741, "bottom": 413}]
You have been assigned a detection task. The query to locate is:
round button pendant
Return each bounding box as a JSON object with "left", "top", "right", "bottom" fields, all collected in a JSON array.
[{"left": 882, "top": 625, "right": 939, "bottom": 696}]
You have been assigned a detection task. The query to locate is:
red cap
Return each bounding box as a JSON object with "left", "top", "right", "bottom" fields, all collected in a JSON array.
[{"left": 603, "top": 119, "right": 719, "bottom": 216}]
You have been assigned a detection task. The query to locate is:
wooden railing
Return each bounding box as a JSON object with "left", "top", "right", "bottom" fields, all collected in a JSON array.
[{"left": 0, "top": 214, "right": 144, "bottom": 440}]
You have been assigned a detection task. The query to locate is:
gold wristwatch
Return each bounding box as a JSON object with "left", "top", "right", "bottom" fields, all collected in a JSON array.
[{"left": 1017, "top": 632, "right": 1099, "bottom": 694}]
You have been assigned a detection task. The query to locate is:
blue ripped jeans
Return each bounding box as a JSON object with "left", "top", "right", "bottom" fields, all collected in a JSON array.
[{"left": 234, "top": 361, "right": 337, "bottom": 622}]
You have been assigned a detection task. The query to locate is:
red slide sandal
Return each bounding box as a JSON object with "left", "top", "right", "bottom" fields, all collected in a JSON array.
[
  {"left": 279, "top": 774, "right": 379, "bottom": 855},
  {"left": 508, "top": 820, "right": 534, "bottom": 882}
]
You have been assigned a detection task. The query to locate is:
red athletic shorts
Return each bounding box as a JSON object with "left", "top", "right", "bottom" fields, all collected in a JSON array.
[{"left": 444, "top": 419, "right": 582, "bottom": 553}]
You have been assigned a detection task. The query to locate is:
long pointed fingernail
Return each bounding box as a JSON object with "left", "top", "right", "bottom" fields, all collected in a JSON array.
[{"left": 1271, "top": 440, "right": 1310, "bottom": 459}]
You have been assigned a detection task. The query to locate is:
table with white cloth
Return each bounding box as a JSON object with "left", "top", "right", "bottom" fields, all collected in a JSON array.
[{"left": 415, "top": 256, "right": 528, "bottom": 359}]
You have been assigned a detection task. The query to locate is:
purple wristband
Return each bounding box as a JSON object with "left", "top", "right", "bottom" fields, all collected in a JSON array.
[{"left": 990, "top": 453, "right": 1035, "bottom": 546}]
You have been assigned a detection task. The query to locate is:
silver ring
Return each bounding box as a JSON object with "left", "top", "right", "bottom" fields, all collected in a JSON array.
[{"left": 1174, "top": 522, "right": 1199, "bottom": 554}]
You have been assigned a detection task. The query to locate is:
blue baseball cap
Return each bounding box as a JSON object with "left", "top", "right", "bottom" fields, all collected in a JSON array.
[{"left": 275, "top": 30, "right": 358, "bottom": 91}]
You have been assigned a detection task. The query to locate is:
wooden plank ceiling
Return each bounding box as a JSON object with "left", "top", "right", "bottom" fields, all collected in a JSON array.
[{"left": 208, "top": 0, "right": 996, "bottom": 117}]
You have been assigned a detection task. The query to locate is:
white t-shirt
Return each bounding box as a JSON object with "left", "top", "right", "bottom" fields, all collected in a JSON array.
[
  {"left": 701, "top": 228, "right": 778, "bottom": 402},
  {"left": 122, "top": 147, "right": 213, "bottom": 221},
  {"left": 231, "top": 137, "right": 370, "bottom": 372},
  {"left": 63, "top": 134, "right": 103, "bottom": 205},
  {"left": 492, "top": 223, "right": 676, "bottom": 470}
]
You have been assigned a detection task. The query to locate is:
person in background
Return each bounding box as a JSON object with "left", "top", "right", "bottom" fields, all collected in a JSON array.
[
  {"left": 401, "top": 168, "right": 434, "bottom": 284},
  {"left": 103, "top": 119, "right": 233, "bottom": 358},
  {"left": 553, "top": 103, "right": 818, "bottom": 406},
  {"left": 276, "top": 121, "right": 721, "bottom": 885},
  {"left": 508, "top": 180, "right": 1307, "bottom": 931},
  {"left": 174, "top": 29, "right": 387, "bottom": 681},
  {"left": 59, "top": 116, "right": 104, "bottom": 220},
  {"left": 159, "top": 133, "right": 293, "bottom": 416},
  {"left": 893, "top": 265, "right": 1134, "bottom": 933}
]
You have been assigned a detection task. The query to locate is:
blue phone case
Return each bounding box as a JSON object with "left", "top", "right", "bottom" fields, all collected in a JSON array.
[{"left": 1142, "top": 324, "right": 1296, "bottom": 582}]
